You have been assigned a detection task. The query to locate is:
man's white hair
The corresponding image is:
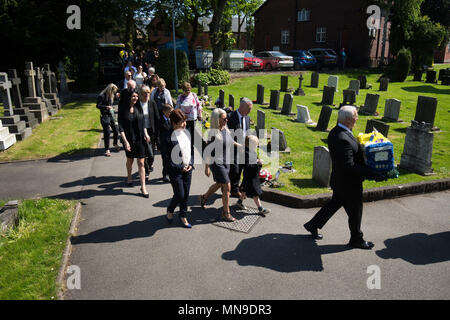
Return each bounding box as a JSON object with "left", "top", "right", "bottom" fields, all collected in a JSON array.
[
  {"left": 338, "top": 105, "right": 357, "bottom": 123},
  {"left": 240, "top": 97, "right": 252, "bottom": 108}
]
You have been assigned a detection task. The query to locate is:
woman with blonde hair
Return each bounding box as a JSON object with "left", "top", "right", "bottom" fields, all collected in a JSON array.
[
  {"left": 97, "top": 83, "right": 120, "bottom": 156},
  {"left": 200, "top": 108, "right": 237, "bottom": 221}
]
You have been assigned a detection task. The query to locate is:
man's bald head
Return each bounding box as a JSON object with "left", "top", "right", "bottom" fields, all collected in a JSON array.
[{"left": 127, "top": 80, "right": 136, "bottom": 90}]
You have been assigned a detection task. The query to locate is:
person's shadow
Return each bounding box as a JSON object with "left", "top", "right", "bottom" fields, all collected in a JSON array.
[
  {"left": 222, "top": 233, "right": 351, "bottom": 272},
  {"left": 376, "top": 232, "right": 450, "bottom": 265}
]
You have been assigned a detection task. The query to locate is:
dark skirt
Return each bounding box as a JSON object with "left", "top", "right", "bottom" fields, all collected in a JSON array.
[
  {"left": 125, "top": 140, "right": 146, "bottom": 159},
  {"left": 240, "top": 165, "right": 263, "bottom": 197},
  {"left": 210, "top": 163, "right": 230, "bottom": 184}
]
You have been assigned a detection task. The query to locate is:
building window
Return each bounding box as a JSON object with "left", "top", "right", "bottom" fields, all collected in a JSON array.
[
  {"left": 297, "top": 9, "right": 310, "bottom": 22},
  {"left": 316, "top": 27, "right": 326, "bottom": 43},
  {"left": 281, "top": 30, "right": 289, "bottom": 44}
]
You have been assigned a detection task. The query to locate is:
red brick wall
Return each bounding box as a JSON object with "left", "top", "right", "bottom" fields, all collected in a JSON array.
[{"left": 434, "top": 43, "right": 450, "bottom": 63}]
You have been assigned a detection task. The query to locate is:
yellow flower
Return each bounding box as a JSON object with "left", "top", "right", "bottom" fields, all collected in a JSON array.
[{"left": 205, "top": 122, "right": 210, "bottom": 128}]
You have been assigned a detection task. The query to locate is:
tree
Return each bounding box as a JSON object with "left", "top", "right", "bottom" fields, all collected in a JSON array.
[{"left": 230, "top": 0, "right": 263, "bottom": 49}]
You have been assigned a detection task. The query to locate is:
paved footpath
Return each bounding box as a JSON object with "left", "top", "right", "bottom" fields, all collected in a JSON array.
[{"left": 1, "top": 147, "right": 449, "bottom": 300}]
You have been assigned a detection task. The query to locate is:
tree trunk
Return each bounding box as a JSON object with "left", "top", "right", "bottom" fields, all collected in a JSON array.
[{"left": 209, "top": 0, "right": 228, "bottom": 65}]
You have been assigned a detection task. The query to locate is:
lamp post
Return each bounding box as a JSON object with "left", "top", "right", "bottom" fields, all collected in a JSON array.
[{"left": 162, "top": 3, "right": 178, "bottom": 94}]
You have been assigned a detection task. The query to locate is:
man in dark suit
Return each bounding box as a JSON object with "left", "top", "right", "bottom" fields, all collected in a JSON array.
[
  {"left": 303, "top": 105, "right": 386, "bottom": 249},
  {"left": 227, "top": 97, "right": 253, "bottom": 198},
  {"left": 159, "top": 104, "right": 173, "bottom": 182}
]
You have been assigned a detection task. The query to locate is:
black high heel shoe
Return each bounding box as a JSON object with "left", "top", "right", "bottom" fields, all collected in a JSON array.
[{"left": 140, "top": 187, "right": 149, "bottom": 198}]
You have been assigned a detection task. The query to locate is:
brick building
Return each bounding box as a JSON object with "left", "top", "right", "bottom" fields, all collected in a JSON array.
[
  {"left": 253, "top": 0, "right": 391, "bottom": 67},
  {"left": 434, "top": 42, "right": 450, "bottom": 63}
]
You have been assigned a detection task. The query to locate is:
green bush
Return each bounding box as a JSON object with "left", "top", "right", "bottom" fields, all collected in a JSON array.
[
  {"left": 385, "top": 48, "right": 412, "bottom": 82},
  {"left": 155, "top": 48, "right": 190, "bottom": 90},
  {"left": 192, "top": 68, "right": 230, "bottom": 86}
]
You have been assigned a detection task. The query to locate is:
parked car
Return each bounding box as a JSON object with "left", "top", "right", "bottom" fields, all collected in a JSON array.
[
  {"left": 243, "top": 52, "right": 263, "bottom": 71},
  {"left": 254, "top": 51, "right": 294, "bottom": 71},
  {"left": 308, "top": 48, "right": 338, "bottom": 69},
  {"left": 286, "top": 50, "right": 317, "bottom": 70}
]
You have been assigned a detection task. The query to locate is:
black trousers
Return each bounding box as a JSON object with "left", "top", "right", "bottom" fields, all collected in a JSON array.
[
  {"left": 229, "top": 163, "right": 244, "bottom": 194},
  {"left": 100, "top": 115, "right": 118, "bottom": 151},
  {"left": 144, "top": 134, "right": 157, "bottom": 174},
  {"left": 306, "top": 188, "right": 364, "bottom": 242},
  {"left": 168, "top": 170, "right": 192, "bottom": 217}
]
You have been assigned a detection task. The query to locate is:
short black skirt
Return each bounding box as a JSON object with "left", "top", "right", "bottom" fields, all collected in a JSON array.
[
  {"left": 125, "top": 141, "right": 146, "bottom": 159},
  {"left": 210, "top": 163, "right": 230, "bottom": 184}
]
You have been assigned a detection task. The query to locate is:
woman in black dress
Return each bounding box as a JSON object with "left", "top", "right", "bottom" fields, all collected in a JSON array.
[
  {"left": 118, "top": 90, "right": 151, "bottom": 198},
  {"left": 200, "top": 108, "right": 238, "bottom": 222},
  {"left": 235, "top": 135, "right": 271, "bottom": 216},
  {"left": 96, "top": 83, "right": 119, "bottom": 156}
]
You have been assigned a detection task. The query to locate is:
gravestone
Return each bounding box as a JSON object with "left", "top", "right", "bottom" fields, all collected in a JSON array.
[
  {"left": 438, "top": 69, "right": 448, "bottom": 81},
  {"left": 413, "top": 70, "right": 423, "bottom": 82},
  {"left": 58, "top": 61, "right": 71, "bottom": 101},
  {"left": 22, "top": 62, "right": 49, "bottom": 123},
  {"left": 358, "top": 75, "right": 371, "bottom": 89},
  {"left": 359, "top": 93, "right": 380, "bottom": 116},
  {"left": 320, "top": 86, "right": 335, "bottom": 106},
  {"left": 269, "top": 90, "right": 280, "bottom": 110},
  {"left": 5, "top": 70, "right": 38, "bottom": 129},
  {"left": 256, "top": 84, "right": 267, "bottom": 104},
  {"left": 442, "top": 75, "right": 450, "bottom": 86},
  {"left": 312, "top": 146, "right": 332, "bottom": 187},
  {"left": 197, "top": 82, "right": 203, "bottom": 96},
  {"left": 280, "top": 75, "right": 290, "bottom": 92},
  {"left": 0, "top": 119, "right": 17, "bottom": 150},
  {"left": 339, "top": 89, "right": 356, "bottom": 108},
  {"left": 382, "top": 99, "right": 402, "bottom": 122},
  {"left": 296, "top": 105, "right": 315, "bottom": 125},
  {"left": 204, "top": 84, "right": 208, "bottom": 96},
  {"left": 348, "top": 80, "right": 360, "bottom": 95},
  {"left": 414, "top": 96, "right": 438, "bottom": 130},
  {"left": 400, "top": 120, "right": 434, "bottom": 175},
  {"left": 293, "top": 74, "right": 305, "bottom": 96},
  {"left": 315, "top": 106, "right": 333, "bottom": 131},
  {"left": 229, "top": 94, "right": 235, "bottom": 110},
  {"left": 256, "top": 109, "right": 266, "bottom": 138},
  {"left": 280, "top": 93, "right": 295, "bottom": 116},
  {"left": 327, "top": 76, "right": 339, "bottom": 92},
  {"left": 35, "top": 67, "right": 58, "bottom": 116},
  {"left": 271, "top": 127, "right": 289, "bottom": 152},
  {"left": 425, "top": 70, "right": 437, "bottom": 84},
  {"left": 219, "top": 89, "right": 225, "bottom": 108},
  {"left": 311, "top": 72, "right": 319, "bottom": 88},
  {"left": 379, "top": 77, "right": 389, "bottom": 91},
  {"left": 365, "top": 119, "right": 390, "bottom": 138},
  {"left": 0, "top": 73, "right": 31, "bottom": 141},
  {"left": 42, "top": 64, "right": 61, "bottom": 110}
]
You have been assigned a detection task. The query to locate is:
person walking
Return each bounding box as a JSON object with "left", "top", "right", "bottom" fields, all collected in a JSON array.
[
  {"left": 227, "top": 97, "right": 253, "bottom": 198},
  {"left": 96, "top": 83, "right": 120, "bottom": 157},
  {"left": 200, "top": 108, "right": 241, "bottom": 222},
  {"left": 159, "top": 104, "right": 174, "bottom": 183},
  {"left": 340, "top": 48, "right": 347, "bottom": 70},
  {"left": 164, "top": 109, "right": 194, "bottom": 228},
  {"left": 303, "top": 106, "right": 387, "bottom": 249},
  {"left": 235, "top": 135, "right": 271, "bottom": 216},
  {"left": 118, "top": 90, "right": 151, "bottom": 198},
  {"left": 134, "top": 65, "right": 147, "bottom": 87},
  {"left": 176, "top": 82, "right": 203, "bottom": 148}
]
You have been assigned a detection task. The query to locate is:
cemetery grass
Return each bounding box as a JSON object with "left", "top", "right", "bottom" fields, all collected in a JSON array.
[
  {"left": 201, "top": 64, "right": 450, "bottom": 196},
  {"left": 0, "top": 101, "right": 101, "bottom": 162},
  {"left": 0, "top": 198, "right": 76, "bottom": 300}
]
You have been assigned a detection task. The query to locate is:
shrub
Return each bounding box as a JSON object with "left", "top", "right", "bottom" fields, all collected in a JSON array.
[
  {"left": 155, "top": 48, "right": 190, "bottom": 90},
  {"left": 192, "top": 68, "right": 230, "bottom": 86},
  {"left": 385, "top": 48, "right": 412, "bottom": 82}
]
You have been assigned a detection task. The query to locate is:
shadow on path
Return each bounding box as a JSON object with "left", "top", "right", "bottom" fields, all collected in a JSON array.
[
  {"left": 222, "top": 233, "right": 351, "bottom": 272},
  {"left": 376, "top": 232, "right": 450, "bottom": 265}
]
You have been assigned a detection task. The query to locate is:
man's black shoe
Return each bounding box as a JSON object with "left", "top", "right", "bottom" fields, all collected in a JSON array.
[
  {"left": 349, "top": 240, "right": 374, "bottom": 250},
  {"left": 162, "top": 175, "right": 170, "bottom": 183},
  {"left": 303, "top": 223, "right": 323, "bottom": 240}
]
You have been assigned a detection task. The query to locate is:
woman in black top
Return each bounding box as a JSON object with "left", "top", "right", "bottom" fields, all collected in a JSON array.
[
  {"left": 96, "top": 83, "right": 120, "bottom": 156},
  {"left": 118, "top": 90, "right": 151, "bottom": 198}
]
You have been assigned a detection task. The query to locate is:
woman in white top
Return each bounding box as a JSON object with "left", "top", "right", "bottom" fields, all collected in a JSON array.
[
  {"left": 164, "top": 109, "right": 194, "bottom": 228},
  {"left": 134, "top": 65, "right": 147, "bottom": 87}
]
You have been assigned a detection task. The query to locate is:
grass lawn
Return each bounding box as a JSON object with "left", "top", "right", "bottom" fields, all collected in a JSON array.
[
  {"left": 0, "top": 101, "right": 102, "bottom": 162},
  {"left": 197, "top": 64, "right": 450, "bottom": 195},
  {"left": 0, "top": 198, "right": 76, "bottom": 300}
]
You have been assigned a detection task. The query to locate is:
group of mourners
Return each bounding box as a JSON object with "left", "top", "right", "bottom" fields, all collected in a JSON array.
[{"left": 96, "top": 66, "right": 271, "bottom": 229}]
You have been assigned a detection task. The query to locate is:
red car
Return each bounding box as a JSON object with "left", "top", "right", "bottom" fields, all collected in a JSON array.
[
  {"left": 244, "top": 52, "right": 263, "bottom": 71},
  {"left": 254, "top": 51, "right": 294, "bottom": 71}
]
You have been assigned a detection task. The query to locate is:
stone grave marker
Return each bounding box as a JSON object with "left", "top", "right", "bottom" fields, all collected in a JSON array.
[
  {"left": 413, "top": 70, "right": 423, "bottom": 82},
  {"left": 414, "top": 96, "right": 438, "bottom": 130},
  {"left": 256, "top": 84, "right": 267, "bottom": 104},
  {"left": 35, "top": 67, "right": 57, "bottom": 116},
  {"left": 339, "top": 89, "right": 356, "bottom": 108},
  {"left": 315, "top": 106, "right": 333, "bottom": 131},
  {"left": 382, "top": 99, "right": 402, "bottom": 122},
  {"left": 359, "top": 93, "right": 380, "bottom": 116},
  {"left": 327, "top": 76, "right": 339, "bottom": 92},
  {"left": 204, "top": 84, "right": 208, "bottom": 96},
  {"left": 269, "top": 90, "right": 280, "bottom": 110},
  {"left": 256, "top": 109, "right": 266, "bottom": 138},
  {"left": 365, "top": 119, "right": 390, "bottom": 138},
  {"left": 379, "top": 77, "right": 389, "bottom": 91},
  {"left": 42, "top": 64, "right": 62, "bottom": 110},
  {"left": 0, "top": 73, "right": 31, "bottom": 141},
  {"left": 312, "top": 146, "right": 332, "bottom": 187},
  {"left": 425, "top": 70, "right": 437, "bottom": 84},
  {"left": 7, "top": 69, "right": 23, "bottom": 109},
  {"left": 0, "top": 119, "right": 17, "bottom": 151},
  {"left": 58, "top": 61, "right": 71, "bottom": 100},
  {"left": 219, "top": 89, "right": 225, "bottom": 108},
  {"left": 197, "top": 82, "right": 203, "bottom": 96},
  {"left": 400, "top": 121, "right": 434, "bottom": 175},
  {"left": 280, "top": 93, "right": 295, "bottom": 116},
  {"left": 271, "top": 127, "right": 289, "bottom": 152},
  {"left": 280, "top": 75, "right": 290, "bottom": 92},
  {"left": 296, "top": 105, "right": 315, "bottom": 125},
  {"left": 229, "top": 94, "right": 235, "bottom": 110},
  {"left": 358, "top": 75, "right": 371, "bottom": 89},
  {"left": 293, "top": 74, "right": 305, "bottom": 96},
  {"left": 310, "top": 72, "right": 319, "bottom": 88},
  {"left": 442, "top": 75, "right": 450, "bottom": 86},
  {"left": 321, "top": 86, "right": 335, "bottom": 106},
  {"left": 348, "top": 80, "right": 360, "bottom": 95},
  {"left": 22, "top": 62, "right": 49, "bottom": 123}
]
